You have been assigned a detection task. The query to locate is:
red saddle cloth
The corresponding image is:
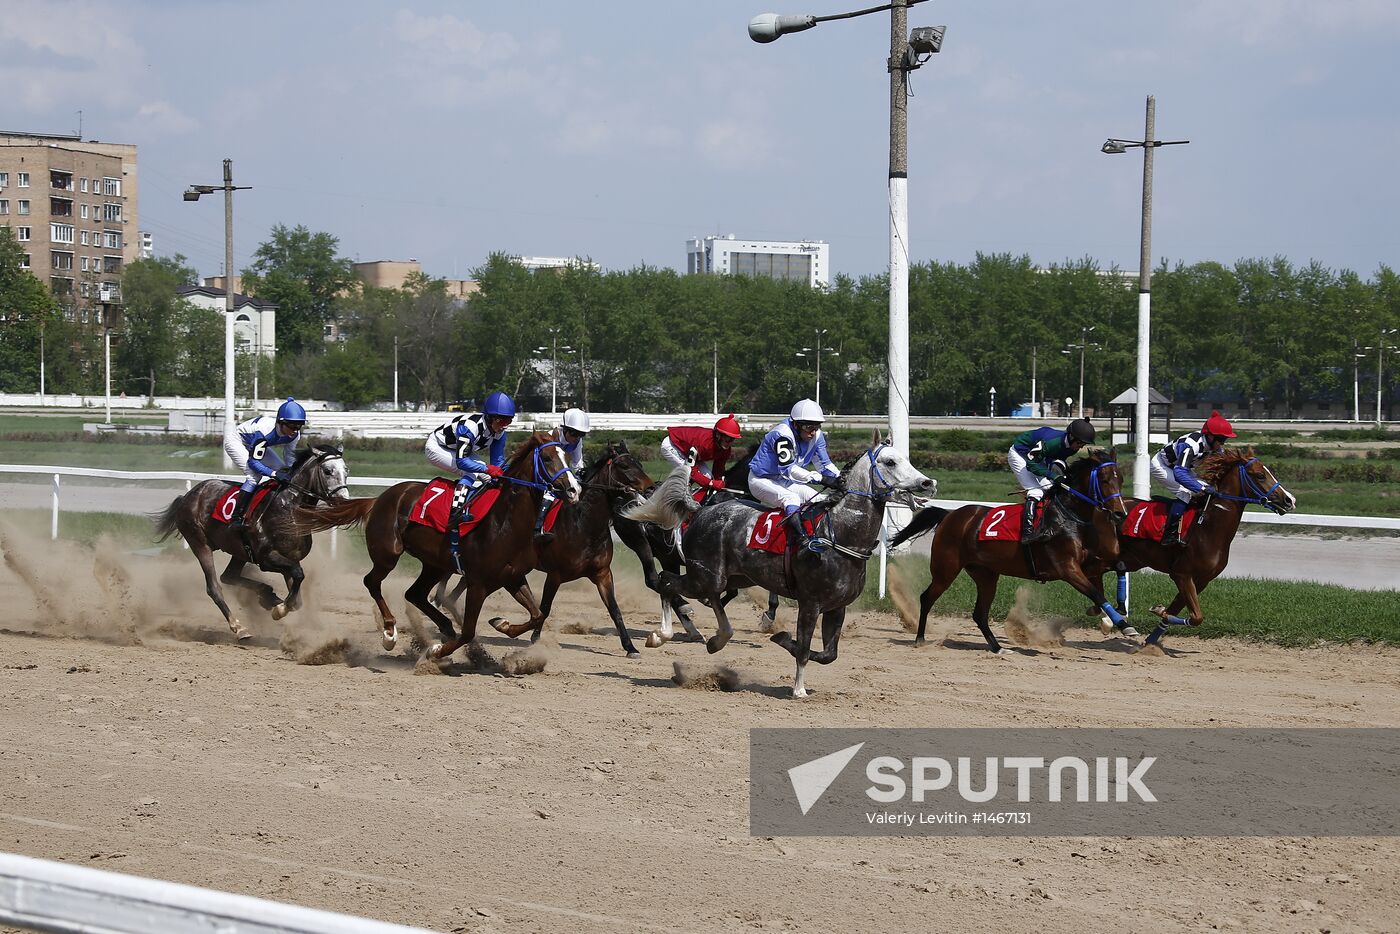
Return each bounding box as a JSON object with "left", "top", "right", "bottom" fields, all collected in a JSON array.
[
  {"left": 407, "top": 478, "right": 503, "bottom": 538},
  {"left": 211, "top": 482, "right": 278, "bottom": 524},
  {"left": 1123, "top": 501, "right": 1197, "bottom": 542},
  {"left": 976, "top": 503, "right": 1045, "bottom": 542},
  {"left": 542, "top": 499, "right": 563, "bottom": 533},
  {"left": 680, "top": 488, "right": 709, "bottom": 533},
  {"left": 746, "top": 508, "right": 821, "bottom": 554}
]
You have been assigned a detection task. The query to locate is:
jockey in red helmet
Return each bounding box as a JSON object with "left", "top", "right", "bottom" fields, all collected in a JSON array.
[
  {"left": 659, "top": 414, "right": 743, "bottom": 490},
  {"left": 1150, "top": 410, "right": 1236, "bottom": 546}
]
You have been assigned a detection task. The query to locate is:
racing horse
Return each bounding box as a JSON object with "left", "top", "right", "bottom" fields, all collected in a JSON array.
[
  {"left": 474, "top": 442, "right": 655, "bottom": 657},
  {"left": 289, "top": 431, "right": 580, "bottom": 660},
  {"left": 151, "top": 444, "right": 350, "bottom": 640},
  {"left": 1092, "top": 448, "right": 1296, "bottom": 646},
  {"left": 625, "top": 432, "right": 936, "bottom": 698},
  {"left": 887, "top": 447, "right": 1130, "bottom": 654}
]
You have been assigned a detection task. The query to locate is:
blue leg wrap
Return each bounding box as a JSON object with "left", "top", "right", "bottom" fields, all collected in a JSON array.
[
  {"left": 1116, "top": 573, "right": 1128, "bottom": 608},
  {"left": 1099, "top": 601, "right": 1127, "bottom": 627},
  {"left": 1164, "top": 613, "right": 1190, "bottom": 626},
  {"left": 1146, "top": 624, "right": 1168, "bottom": 645}
]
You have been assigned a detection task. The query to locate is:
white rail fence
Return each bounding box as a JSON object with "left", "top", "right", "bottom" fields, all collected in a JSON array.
[{"left": 0, "top": 852, "right": 433, "bottom": 934}]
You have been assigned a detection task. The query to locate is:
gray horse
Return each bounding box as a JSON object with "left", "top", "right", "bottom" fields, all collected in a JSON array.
[{"left": 624, "top": 431, "right": 935, "bottom": 698}]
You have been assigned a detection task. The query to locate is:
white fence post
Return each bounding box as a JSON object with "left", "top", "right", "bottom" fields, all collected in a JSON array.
[
  {"left": 330, "top": 527, "right": 338, "bottom": 560},
  {"left": 51, "top": 474, "right": 59, "bottom": 541},
  {"left": 183, "top": 479, "right": 192, "bottom": 549}
]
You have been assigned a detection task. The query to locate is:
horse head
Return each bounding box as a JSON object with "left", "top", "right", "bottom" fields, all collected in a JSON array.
[
  {"left": 1207, "top": 448, "right": 1297, "bottom": 516},
  {"left": 846, "top": 429, "right": 937, "bottom": 499},
  {"left": 292, "top": 445, "right": 350, "bottom": 501},
  {"left": 513, "top": 429, "right": 583, "bottom": 504},
  {"left": 599, "top": 441, "right": 654, "bottom": 498},
  {"left": 1065, "top": 446, "right": 1127, "bottom": 520}
]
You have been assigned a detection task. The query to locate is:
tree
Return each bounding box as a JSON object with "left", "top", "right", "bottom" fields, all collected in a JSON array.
[
  {"left": 117, "top": 255, "right": 200, "bottom": 397},
  {"left": 0, "top": 227, "right": 63, "bottom": 392},
  {"left": 241, "top": 225, "right": 356, "bottom": 356}
]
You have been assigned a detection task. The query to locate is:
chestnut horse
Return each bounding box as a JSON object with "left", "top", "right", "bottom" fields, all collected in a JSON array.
[
  {"left": 887, "top": 448, "right": 1130, "bottom": 654},
  {"left": 1091, "top": 449, "right": 1296, "bottom": 646},
  {"left": 151, "top": 445, "right": 350, "bottom": 639},
  {"left": 289, "top": 431, "right": 580, "bottom": 660},
  {"left": 481, "top": 442, "right": 655, "bottom": 657}
]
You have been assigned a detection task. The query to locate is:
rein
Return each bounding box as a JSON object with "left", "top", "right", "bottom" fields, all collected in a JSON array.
[
  {"left": 495, "top": 440, "right": 575, "bottom": 492},
  {"left": 808, "top": 443, "right": 896, "bottom": 560},
  {"left": 278, "top": 451, "right": 348, "bottom": 505},
  {"left": 1204, "top": 458, "right": 1286, "bottom": 515},
  {"left": 1061, "top": 461, "right": 1124, "bottom": 512}
]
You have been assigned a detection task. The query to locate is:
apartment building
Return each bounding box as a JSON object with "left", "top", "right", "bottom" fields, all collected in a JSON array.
[
  {"left": 686, "top": 234, "right": 830, "bottom": 289},
  {"left": 0, "top": 130, "right": 139, "bottom": 323}
]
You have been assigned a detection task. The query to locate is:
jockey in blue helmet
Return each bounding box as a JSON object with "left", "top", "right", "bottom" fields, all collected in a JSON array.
[
  {"left": 425, "top": 391, "right": 516, "bottom": 570},
  {"left": 222, "top": 397, "right": 307, "bottom": 533}
]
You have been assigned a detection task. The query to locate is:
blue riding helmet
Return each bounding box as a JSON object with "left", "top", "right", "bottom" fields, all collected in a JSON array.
[
  {"left": 483, "top": 391, "right": 516, "bottom": 419},
  {"left": 277, "top": 398, "right": 307, "bottom": 424}
]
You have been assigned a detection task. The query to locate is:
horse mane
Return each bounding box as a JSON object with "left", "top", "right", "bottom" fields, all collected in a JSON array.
[
  {"left": 506, "top": 430, "right": 555, "bottom": 470},
  {"left": 291, "top": 443, "right": 342, "bottom": 471},
  {"left": 1197, "top": 446, "right": 1256, "bottom": 486}
]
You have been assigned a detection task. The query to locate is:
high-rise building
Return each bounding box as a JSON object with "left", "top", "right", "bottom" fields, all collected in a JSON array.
[
  {"left": 0, "top": 130, "right": 139, "bottom": 323},
  {"left": 685, "top": 235, "right": 830, "bottom": 289}
]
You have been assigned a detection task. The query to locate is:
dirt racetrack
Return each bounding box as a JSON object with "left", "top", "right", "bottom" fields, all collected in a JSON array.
[{"left": 1, "top": 527, "right": 1397, "bottom": 933}]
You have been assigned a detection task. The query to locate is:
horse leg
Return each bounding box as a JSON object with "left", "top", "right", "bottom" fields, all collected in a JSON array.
[
  {"left": 256, "top": 552, "right": 304, "bottom": 621},
  {"left": 595, "top": 567, "right": 641, "bottom": 658},
  {"left": 406, "top": 565, "right": 461, "bottom": 655},
  {"left": 218, "top": 556, "right": 281, "bottom": 611},
  {"left": 1147, "top": 572, "right": 1203, "bottom": 645},
  {"left": 965, "top": 566, "right": 1004, "bottom": 654},
  {"left": 493, "top": 577, "right": 552, "bottom": 640},
  {"left": 429, "top": 584, "right": 488, "bottom": 661},
  {"left": 915, "top": 557, "right": 962, "bottom": 647},
  {"left": 771, "top": 601, "right": 821, "bottom": 697},
  {"left": 194, "top": 542, "right": 249, "bottom": 641},
  {"left": 705, "top": 594, "right": 735, "bottom": 654},
  {"left": 806, "top": 607, "right": 846, "bottom": 665},
  {"left": 1059, "top": 565, "right": 1140, "bottom": 641}
]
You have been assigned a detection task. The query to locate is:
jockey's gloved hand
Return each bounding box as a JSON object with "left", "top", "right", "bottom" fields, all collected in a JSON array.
[
  {"left": 273, "top": 469, "right": 292, "bottom": 485},
  {"left": 485, "top": 464, "right": 505, "bottom": 479},
  {"left": 1050, "top": 459, "right": 1068, "bottom": 478},
  {"left": 709, "top": 477, "right": 726, "bottom": 491},
  {"left": 819, "top": 473, "right": 844, "bottom": 491}
]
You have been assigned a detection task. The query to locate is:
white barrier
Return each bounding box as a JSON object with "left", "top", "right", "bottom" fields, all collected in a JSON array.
[{"left": 0, "top": 852, "right": 433, "bottom": 934}]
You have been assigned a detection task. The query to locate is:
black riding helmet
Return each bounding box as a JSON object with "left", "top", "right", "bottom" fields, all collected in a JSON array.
[{"left": 1067, "top": 418, "right": 1096, "bottom": 445}]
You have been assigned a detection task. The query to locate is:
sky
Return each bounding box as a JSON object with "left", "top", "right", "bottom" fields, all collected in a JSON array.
[{"left": 5, "top": 0, "right": 1399, "bottom": 284}]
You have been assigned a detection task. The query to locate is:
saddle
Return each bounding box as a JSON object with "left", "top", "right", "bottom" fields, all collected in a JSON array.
[{"left": 211, "top": 481, "right": 278, "bottom": 525}]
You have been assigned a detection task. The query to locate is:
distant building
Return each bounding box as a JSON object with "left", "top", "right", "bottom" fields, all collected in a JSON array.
[
  {"left": 352, "top": 259, "right": 478, "bottom": 301},
  {"left": 0, "top": 130, "right": 139, "bottom": 323},
  {"left": 178, "top": 284, "right": 277, "bottom": 359},
  {"left": 138, "top": 229, "right": 153, "bottom": 259},
  {"left": 509, "top": 255, "right": 600, "bottom": 273},
  {"left": 686, "top": 235, "right": 829, "bottom": 289}
]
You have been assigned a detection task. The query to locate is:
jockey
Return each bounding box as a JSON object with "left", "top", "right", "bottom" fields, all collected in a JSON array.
[
  {"left": 1151, "top": 410, "right": 1236, "bottom": 546},
  {"left": 1008, "top": 418, "right": 1096, "bottom": 543},
  {"left": 424, "top": 391, "right": 515, "bottom": 564},
  {"left": 535, "top": 407, "right": 589, "bottom": 544},
  {"left": 223, "top": 398, "right": 306, "bottom": 533},
  {"left": 659, "top": 413, "right": 743, "bottom": 492},
  {"left": 747, "top": 399, "right": 842, "bottom": 551}
]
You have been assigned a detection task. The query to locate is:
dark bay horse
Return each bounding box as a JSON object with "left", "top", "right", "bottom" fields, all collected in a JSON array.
[
  {"left": 625, "top": 433, "right": 936, "bottom": 698},
  {"left": 480, "top": 443, "right": 654, "bottom": 657},
  {"left": 887, "top": 448, "right": 1130, "bottom": 654},
  {"left": 152, "top": 445, "right": 350, "bottom": 640},
  {"left": 1092, "top": 448, "right": 1296, "bottom": 646},
  {"left": 290, "top": 431, "right": 580, "bottom": 661}
]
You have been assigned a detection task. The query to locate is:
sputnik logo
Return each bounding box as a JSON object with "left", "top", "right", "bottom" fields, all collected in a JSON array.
[{"left": 787, "top": 742, "right": 865, "bottom": 815}]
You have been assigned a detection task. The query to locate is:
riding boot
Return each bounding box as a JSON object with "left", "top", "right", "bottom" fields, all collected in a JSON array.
[
  {"left": 448, "top": 482, "right": 472, "bottom": 574},
  {"left": 784, "top": 509, "right": 811, "bottom": 553},
  {"left": 1161, "top": 500, "right": 1188, "bottom": 547},
  {"left": 534, "top": 495, "right": 555, "bottom": 546},
  {"left": 226, "top": 488, "right": 254, "bottom": 533},
  {"left": 1020, "top": 497, "right": 1043, "bottom": 543}
]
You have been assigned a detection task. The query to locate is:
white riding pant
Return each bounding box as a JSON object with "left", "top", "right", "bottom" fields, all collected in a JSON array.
[
  {"left": 1007, "top": 447, "right": 1054, "bottom": 501},
  {"left": 748, "top": 475, "right": 817, "bottom": 512},
  {"left": 424, "top": 438, "right": 474, "bottom": 481},
  {"left": 224, "top": 434, "right": 263, "bottom": 491},
  {"left": 1150, "top": 453, "right": 1195, "bottom": 503},
  {"left": 659, "top": 437, "right": 713, "bottom": 480}
]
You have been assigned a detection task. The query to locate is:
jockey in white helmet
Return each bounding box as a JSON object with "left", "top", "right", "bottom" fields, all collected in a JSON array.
[
  {"left": 747, "top": 399, "right": 842, "bottom": 550},
  {"left": 536, "top": 407, "right": 590, "bottom": 544}
]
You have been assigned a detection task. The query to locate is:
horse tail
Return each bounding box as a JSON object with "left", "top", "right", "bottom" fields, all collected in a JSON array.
[
  {"left": 150, "top": 497, "right": 186, "bottom": 543},
  {"left": 288, "top": 497, "right": 376, "bottom": 536},
  {"left": 620, "top": 463, "right": 697, "bottom": 530},
  {"left": 887, "top": 505, "right": 950, "bottom": 549}
]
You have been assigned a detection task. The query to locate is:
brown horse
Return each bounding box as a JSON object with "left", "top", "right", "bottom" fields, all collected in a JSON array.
[
  {"left": 151, "top": 445, "right": 350, "bottom": 639},
  {"left": 289, "top": 431, "right": 580, "bottom": 660},
  {"left": 487, "top": 442, "right": 655, "bottom": 657},
  {"left": 1093, "top": 448, "right": 1296, "bottom": 646},
  {"left": 887, "top": 448, "right": 1130, "bottom": 654}
]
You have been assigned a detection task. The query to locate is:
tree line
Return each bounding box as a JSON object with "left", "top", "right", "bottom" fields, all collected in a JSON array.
[{"left": 2, "top": 223, "right": 1398, "bottom": 417}]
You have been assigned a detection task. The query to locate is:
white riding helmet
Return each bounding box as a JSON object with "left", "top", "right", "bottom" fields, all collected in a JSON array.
[
  {"left": 790, "top": 399, "right": 825, "bottom": 424},
  {"left": 562, "top": 407, "right": 591, "bottom": 434}
]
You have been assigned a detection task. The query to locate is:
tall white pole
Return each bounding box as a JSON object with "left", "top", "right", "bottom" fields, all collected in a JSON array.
[
  {"left": 551, "top": 334, "right": 558, "bottom": 415},
  {"left": 1133, "top": 97, "right": 1156, "bottom": 499},
  {"left": 393, "top": 335, "right": 399, "bottom": 409},
  {"left": 39, "top": 324, "right": 45, "bottom": 405},
  {"left": 103, "top": 307, "right": 111, "bottom": 424},
  {"left": 222, "top": 159, "right": 236, "bottom": 470},
  {"left": 1030, "top": 346, "right": 1037, "bottom": 418},
  {"left": 815, "top": 336, "right": 822, "bottom": 407},
  {"left": 1077, "top": 342, "right": 1087, "bottom": 419},
  {"left": 1354, "top": 349, "right": 1360, "bottom": 423},
  {"left": 1378, "top": 344, "right": 1385, "bottom": 429},
  {"left": 712, "top": 340, "right": 718, "bottom": 414},
  {"left": 886, "top": 0, "right": 910, "bottom": 454}
]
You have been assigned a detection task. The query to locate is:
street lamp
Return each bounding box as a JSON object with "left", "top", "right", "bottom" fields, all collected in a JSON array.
[
  {"left": 534, "top": 327, "right": 573, "bottom": 415},
  {"left": 750, "top": 0, "right": 944, "bottom": 453},
  {"left": 1354, "top": 344, "right": 1366, "bottom": 423},
  {"left": 795, "top": 327, "right": 840, "bottom": 407},
  {"left": 184, "top": 159, "right": 251, "bottom": 469},
  {"left": 1364, "top": 328, "right": 1399, "bottom": 428},
  {"left": 1061, "top": 325, "right": 1101, "bottom": 419},
  {"left": 1102, "top": 96, "right": 1189, "bottom": 497}
]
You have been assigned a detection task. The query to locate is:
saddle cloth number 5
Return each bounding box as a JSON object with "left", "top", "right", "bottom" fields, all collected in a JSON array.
[{"left": 754, "top": 510, "right": 780, "bottom": 545}]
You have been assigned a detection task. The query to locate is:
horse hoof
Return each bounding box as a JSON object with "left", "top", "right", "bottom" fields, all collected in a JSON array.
[
  {"left": 706, "top": 632, "right": 732, "bottom": 654},
  {"left": 270, "top": 603, "right": 289, "bottom": 621},
  {"left": 1120, "top": 626, "right": 1142, "bottom": 640},
  {"left": 381, "top": 626, "right": 398, "bottom": 652},
  {"left": 645, "top": 631, "right": 665, "bottom": 649},
  {"left": 626, "top": 651, "right": 642, "bottom": 660},
  {"left": 229, "top": 619, "right": 251, "bottom": 641},
  {"left": 489, "top": 617, "right": 511, "bottom": 635},
  {"left": 757, "top": 611, "right": 776, "bottom": 634},
  {"left": 913, "top": 637, "right": 926, "bottom": 648},
  {"left": 427, "top": 642, "right": 445, "bottom": 660},
  {"left": 792, "top": 687, "right": 809, "bottom": 699}
]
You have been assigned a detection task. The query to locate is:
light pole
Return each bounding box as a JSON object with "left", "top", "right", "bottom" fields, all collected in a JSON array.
[
  {"left": 713, "top": 340, "right": 719, "bottom": 415},
  {"left": 795, "top": 327, "right": 839, "bottom": 407},
  {"left": 989, "top": 385, "right": 997, "bottom": 418},
  {"left": 534, "top": 328, "right": 572, "bottom": 415},
  {"left": 1103, "top": 96, "right": 1189, "bottom": 497},
  {"left": 102, "top": 298, "right": 112, "bottom": 424},
  {"left": 184, "top": 159, "right": 251, "bottom": 469},
  {"left": 1030, "top": 346, "right": 1037, "bottom": 418},
  {"left": 750, "top": 2, "right": 944, "bottom": 452},
  {"left": 1061, "top": 325, "right": 1100, "bottom": 419},
  {"left": 39, "top": 320, "right": 45, "bottom": 406},
  {"left": 393, "top": 335, "right": 399, "bottom": 410},
  {"left": 1354, "top": 344, "right": 1365, "bottom": 423},
  {"left": 1366, "top": 328, "right": 1399, "bottom": 428}
]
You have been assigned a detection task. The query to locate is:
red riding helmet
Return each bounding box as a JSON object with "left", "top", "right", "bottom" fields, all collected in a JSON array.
[
  {"left": 1202, "top": 411, "right": 1236, "bottom": 439},
  {"left": 714, "top": 414, "right": 742, "bottom": 439}
]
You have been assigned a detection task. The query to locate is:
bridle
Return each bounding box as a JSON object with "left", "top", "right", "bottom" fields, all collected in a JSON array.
[
  {"left": 493, "top": 440, "right": 576, "bottom": 496},
  {"left": 277, "top": 448, "right": 348, "bottom": 504},
  {"left": 1061, "top": 459, "right": 1125, "bottom": 514},
  {"left": 1205, "top": 457, "right": 1288, "bottom": 515},
  {"left": 840, "top": 443, "right": 898, "bottom": 501}
]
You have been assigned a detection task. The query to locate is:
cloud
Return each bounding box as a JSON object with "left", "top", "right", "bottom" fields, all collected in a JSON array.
[
  {"left": 129, "top": 101, "right": 199, "bottom": 136},
  {"left": 1184, "top": 0, "right": 1400, "bottom": 47},
  {"left": 390, "top": 10, "right": 518, "bottom": 66}
]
